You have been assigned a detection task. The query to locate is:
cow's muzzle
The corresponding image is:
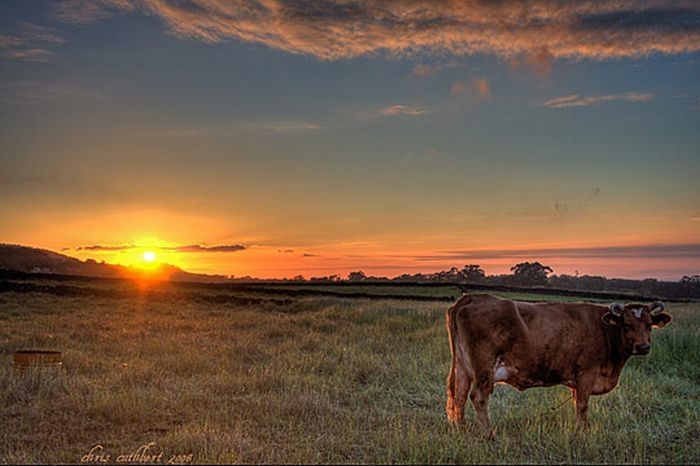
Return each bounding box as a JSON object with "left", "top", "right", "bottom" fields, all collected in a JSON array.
[{"left": 633, "top": 343, "right": 651, "bottom": 356}]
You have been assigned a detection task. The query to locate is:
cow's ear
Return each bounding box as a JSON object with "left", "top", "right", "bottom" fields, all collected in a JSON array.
[
  {"left": 602, "top": 312, "right": 622, "bottom": 327},
  {"left": 651, "top": 312, "right": 672, "bottom": 328},
  {"left": 601, "top": 312, "right": 622, "bottom": 326}
]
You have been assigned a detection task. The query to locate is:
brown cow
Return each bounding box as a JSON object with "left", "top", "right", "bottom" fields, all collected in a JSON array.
[{"left": 445, "top": 293, "right": 672, "bottom": 436}]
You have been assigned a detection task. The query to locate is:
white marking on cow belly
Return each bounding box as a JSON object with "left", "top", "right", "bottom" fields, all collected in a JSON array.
[
  {"left": 493, "top": 357, "right": 514, "bottom": 383},
  {"left": 494, "top": 367, "right": 509, "bottom": 382}
]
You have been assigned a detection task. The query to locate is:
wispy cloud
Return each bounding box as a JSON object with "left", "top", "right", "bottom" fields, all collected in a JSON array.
[
  {"left": 381, "top": 105, "right": 431, "bottom": 116},
  {"left": 552, "top": 186, "right": 602, "bottom": 216},
  {"left": 410, "top": 62, "right": 465, "bottom": 78},
  {"left": 255, "top": 122, "right": 322, "bottom": 133},
  {"left": 0, "top": 47, "right": 55, "bottom": 62},
  {"left": 169, "top": 244, "right": 246, "bottom": 253},
  {"left": 543, "top": 92, "right": 654, "bottom": 108},
  {"left": 0, "top": 22, "right": 64, "bottom": 62},
  {"left": 0, "top": 81, "right": 107, "bottom": 104},
  {"left": 164, "top": 120, "right": 322, "bottom": 138},
  {"left": 450, "top": 78, "right": 490, "bottom": 98},
  {"left": 17, "top": 22, "right": 65, "bottom": 44},
  {"left": 76, "top": 244, "right": 132, "bottom": 251},
  {"left": 74, "top": 243, "right": 247, "bottom": 253},
  {"left": 53, "top": 0, "right": 134, "bottom": 24},
  {"left": 413, "top": 243, "right": 700, "bottom": 261},
  {"left": 52, "top": 1, "right": 700, "bottom": 61},
  {"left": 508, "top": 46, "right": 554, "bottom": 77}
]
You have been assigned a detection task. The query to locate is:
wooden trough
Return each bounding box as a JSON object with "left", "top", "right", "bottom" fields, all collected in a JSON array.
[{"left": 13, "top": 350, "right": 63, "bottom": 373}]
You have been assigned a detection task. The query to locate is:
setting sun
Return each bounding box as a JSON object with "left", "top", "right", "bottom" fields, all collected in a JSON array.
[{"left": 142, "top": 251, "right": 157, "bottom": 263}]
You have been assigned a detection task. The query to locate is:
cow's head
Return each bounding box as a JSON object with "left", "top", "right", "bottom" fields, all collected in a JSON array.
[{"left": 602, "top": 301, "right": 671, "bottom": 356}]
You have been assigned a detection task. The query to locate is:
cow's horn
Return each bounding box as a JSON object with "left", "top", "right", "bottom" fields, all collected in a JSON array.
[
  {"left": 609, "top": 303, "right": 624, "bottom": 316},
  {"left": 649, "top": 301, "right": 665, "bottom": 314}
]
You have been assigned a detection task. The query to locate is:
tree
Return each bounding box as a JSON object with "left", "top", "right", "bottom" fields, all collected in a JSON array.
[
  {"left": 681, "top": 275, "right": 700, "bottom": 285},
  {"left": 680, "top": 275, "right": 700, "bottom": 294},
  {"left": 347, "top": 270, "right": 367, "bottom": 282},
  {"left": 510, "top": 262, "right": 553, "bottom": 287},
  {"left": 461, "top": 264, "right": 486, "bottom": 283}
]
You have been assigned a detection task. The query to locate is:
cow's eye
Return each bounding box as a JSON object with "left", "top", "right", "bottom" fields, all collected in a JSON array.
[{"left": 622, "top": 324, "right": 632, "bottom": 331}]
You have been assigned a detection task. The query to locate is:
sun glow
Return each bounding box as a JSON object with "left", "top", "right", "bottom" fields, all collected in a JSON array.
[{"left": 142, "top": 251, "right": 157, "bottom": 263}]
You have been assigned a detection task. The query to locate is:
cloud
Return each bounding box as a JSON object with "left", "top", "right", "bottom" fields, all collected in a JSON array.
[
  {"left": 381, "top": 104, "right": 431, "bottom": 116},
  {"left": 302, "top": 253, "right": 318, "bottom": 257},
  {"left": 255, "top": 122, "right": 322, "bottom": 133},
  {"left": 0, "top": 81, "right": 108, "bottom": 104},
  {"left": 508, "top": 46, "right": 554, "bottom": 76},
  {"left": 76, "top": 244, "right": 132, "bottom": 251},
  {"left": 53, "top": 0, "right": 135, "bottom": 24},
  {"left": 414, "top": 243, "right": 700, "bottom": 261},
  {"left": 0, "top": 22, "right": 65, "bottom": 62},
  {"left": 411, "top": 64, "right": 440, "bottom": 78},
  {"left": 525, "top": 46, "right": 554, "bottom": 76},
  {"left": 0, "top": 47, "right": 55, "bottom": 62},
  {"left": 74, "top": 243, "right": 247, "bottom": 252},
  {"left": 164, "top": 120, "right": 322, "bottom": 138},
  {"left": 410, "top": 62, "right": 465, "bottom": 78},
  {"left": 170, "top": 244, "right": 247, "bottom": 253},
  {"left": 450, "top": 78, "right": 490, "bottom": 98},
  {"left": 543, "top": 92, "right": 654, "bottom": 108},
  {"left": 17, "top": 22, "right": 65, "bottom": 44},
  {"left": 553, "top": 201, "right": 571, "bottom": 213},
  {"left": 449, "top": 81, "right": 469, "bottom": 95},
  {"left": 53, "top": 1, "right": 700, "bottom": 61},
  {"left": 552, "top": 187, "right": 602, "bottom": 215}
]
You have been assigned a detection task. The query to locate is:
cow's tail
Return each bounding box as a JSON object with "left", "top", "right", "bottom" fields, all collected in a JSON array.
[{"left": 445, "top": 296, "right": 471, "bottom": 424}]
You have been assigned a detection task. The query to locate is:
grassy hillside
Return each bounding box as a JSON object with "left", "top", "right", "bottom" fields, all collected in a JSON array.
[{"left": 0, "top": 283, "right": 698, "bottom": 463}]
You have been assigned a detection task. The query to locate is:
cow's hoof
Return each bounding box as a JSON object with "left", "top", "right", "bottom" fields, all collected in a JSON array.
[
  {"left": 447, "top": 418, "right": 465, "bottom": 430},
  {"left": 573, "top": 426, "right": 589, "bottom": 437},
  {"left": 446, "top": 408, "right": 465, "bottom": 426}
]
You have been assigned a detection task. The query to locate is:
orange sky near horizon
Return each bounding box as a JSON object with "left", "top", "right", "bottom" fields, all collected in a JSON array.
[
  {"left": 2, "top": 182, "right": 699, "bottom": 280},
  {"left": 4, "top": 201, "right": 698, "bottom": 280},
  {"left": 60, "top": 241, "right": 700, "bottom": 281}
]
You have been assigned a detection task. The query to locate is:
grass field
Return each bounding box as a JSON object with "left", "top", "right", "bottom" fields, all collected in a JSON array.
[{"left": 1, "top": 281, "right": 699, "bottom": 464}]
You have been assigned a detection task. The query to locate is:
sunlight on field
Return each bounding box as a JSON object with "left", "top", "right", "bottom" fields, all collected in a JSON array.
[{"left": 0, "top": 284, "right": 698, "bottom": 464}]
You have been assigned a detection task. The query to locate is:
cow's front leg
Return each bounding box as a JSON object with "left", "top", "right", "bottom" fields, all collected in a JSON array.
[{"left": 573, "top": 385, "right": 592, "bottom": 431}]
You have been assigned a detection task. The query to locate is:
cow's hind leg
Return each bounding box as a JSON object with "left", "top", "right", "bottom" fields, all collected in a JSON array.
[
  {"left": 445, "top": 305, "right": 473, "bottom": 425},
  {"left": 446, "top": 358, "right": 472, "bottom": 425},
  {"left": 470, "top": 370, "right": 495, "bottom": 438}
]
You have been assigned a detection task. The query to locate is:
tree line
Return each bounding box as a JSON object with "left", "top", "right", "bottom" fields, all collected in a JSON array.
[{"left": 302, "top": 262, "right": 700, "bottom": 299}]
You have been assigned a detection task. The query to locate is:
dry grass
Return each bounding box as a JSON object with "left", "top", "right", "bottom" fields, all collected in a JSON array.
[{"left": 0, "top": 286, "right": 698, "bottom": 464}]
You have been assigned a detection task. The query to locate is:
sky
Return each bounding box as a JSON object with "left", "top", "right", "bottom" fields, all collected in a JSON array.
[{"left": 1, "top": 0, "right": 699, "bottom": 280}]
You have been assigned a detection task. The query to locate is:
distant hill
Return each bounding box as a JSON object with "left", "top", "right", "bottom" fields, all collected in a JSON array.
[{"left": 0, "top": 244, "right": 229, "bottom": 283}]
